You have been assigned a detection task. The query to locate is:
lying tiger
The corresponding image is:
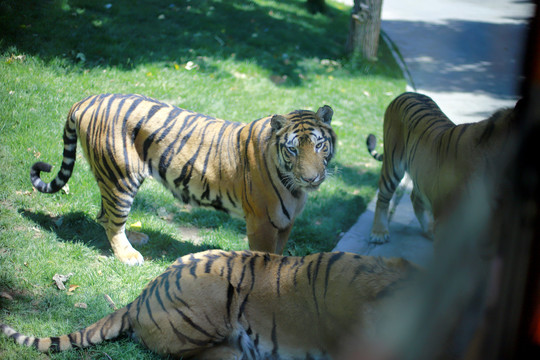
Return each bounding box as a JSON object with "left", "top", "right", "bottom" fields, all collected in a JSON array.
[
  {"left": 1, "top": 250, "right": 416, "bottom": 359},
  {"left": 30, "top": 94, "right": 336, "bottom": 265},
  {"left": 367, "top": 92, "right": 518, "bottom": 243}
]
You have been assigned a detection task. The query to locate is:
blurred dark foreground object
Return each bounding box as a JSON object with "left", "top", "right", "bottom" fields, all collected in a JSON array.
[{"left": 340, "top": 3, "right": 540, "bottom": 359}]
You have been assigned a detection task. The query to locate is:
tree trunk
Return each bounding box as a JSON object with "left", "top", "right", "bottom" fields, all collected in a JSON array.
[{"left": 346, "top": 0, "right": 383, "bottom": 61}]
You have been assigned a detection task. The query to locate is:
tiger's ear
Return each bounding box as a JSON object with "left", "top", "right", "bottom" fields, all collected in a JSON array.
[
  {"left": 271, "top": 114, "right": 288, "bottom": 131},
  {"left": 316, "top": 105, "right": 333, "bottom": 125}
]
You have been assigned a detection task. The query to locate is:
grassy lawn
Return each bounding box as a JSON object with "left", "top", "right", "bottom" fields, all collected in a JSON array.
[{"left": 0, "top": 0, "right": 405, "bottom": 358}]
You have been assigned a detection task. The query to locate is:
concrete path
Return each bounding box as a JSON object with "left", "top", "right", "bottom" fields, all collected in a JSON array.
[{"left": 333, "top": 0, "right": 534, "bottom": 265}]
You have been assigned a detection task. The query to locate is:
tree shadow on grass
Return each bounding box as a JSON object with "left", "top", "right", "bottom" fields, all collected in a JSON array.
[
  {"left": 130, "top": 189, "right": 247, "bottom": 247},
  {"left": 0, "top": 0, "right": 402, "bottom": 86},
  {"left": 334, "top": 161, "right": 380, "bottom": 189},
  {"left": 19, "top": 209, "right": 213, "bottom": 263}
]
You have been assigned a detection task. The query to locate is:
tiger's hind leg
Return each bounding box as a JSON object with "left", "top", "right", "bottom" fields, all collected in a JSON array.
[
  {"left": 370, "top": 197, "right": 392, "bottom": 244},
  {"left": 410, "top": 189, "right": 434, "bottom": 239},
  {"left": 369, "top": 155, "right": 405, "bottom": 244},
  {"left": 98, "top": 213, "right": 145, "bottom": 266},
  {"left": 95, "top": 179, "right": 146, "bottom": 266}
]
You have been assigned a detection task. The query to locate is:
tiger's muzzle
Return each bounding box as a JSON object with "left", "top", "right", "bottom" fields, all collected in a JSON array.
[{"left": 299, "top": 173, "right": 325, "bottom": 190}]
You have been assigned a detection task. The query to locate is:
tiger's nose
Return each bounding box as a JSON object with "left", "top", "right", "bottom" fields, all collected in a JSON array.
[{"left": 302, "top": 174, "right": 323, "bottom": 185}]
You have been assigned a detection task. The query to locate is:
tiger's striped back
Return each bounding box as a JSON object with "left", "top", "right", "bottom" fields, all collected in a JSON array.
[
  {"left": 29, "top": 94, "right": 336, "bottom": 264},
  {"left": 72, "top": 94, "right": 254, "bottom": 216},
  {"left": 1, "top": 250, "right": 416, "bottom": 359}
]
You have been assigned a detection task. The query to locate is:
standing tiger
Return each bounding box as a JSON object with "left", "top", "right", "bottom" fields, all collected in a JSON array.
[
  {"left": 366, "top": 92, "right": 518, "bottom": 243},
  {"left": 0, "top": 250, "right": 417, "bottom": 359},
  {"left": 30, "top": 94, "right": 336, "bottom": 265}
]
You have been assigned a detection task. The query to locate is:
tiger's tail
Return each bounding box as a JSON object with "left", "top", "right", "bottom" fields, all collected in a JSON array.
[
  {"left": 0, "top": 306, "right": 131, "bottom": 352},
  {"left": 30, "top": 107, "right": 79, "bottom": 193},
  {"left": 366, "top": 134, "right": 383, "bottom": 161}
]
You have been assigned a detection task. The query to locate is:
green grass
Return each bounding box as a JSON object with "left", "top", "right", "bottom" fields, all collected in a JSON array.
[{"left": 0, "top": 0, "right": 405, "bottom": 358}]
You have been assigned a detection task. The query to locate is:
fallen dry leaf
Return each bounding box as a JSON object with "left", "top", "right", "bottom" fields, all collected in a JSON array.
[
  {"left": 185, "top": 61, "right": 198, "bottom": 70},
  {"left": 52, "top": 273, "right": 73, "bottom": 290},
  {"left": 130, "top": 221, "right": 142, "bottom": 230},
  {"left": 270, "top": 74, "right": 288, "bottom": 85},
  {"left": 0, "top": 292, "right": 14, "bottom": 301},
  {"left": 103, "top": 294, "right": 117, "bottom": 310},
  {"left": 74, "top": 302, "right": 87, "bottom": 309},
  {"left": 6, "top": 54, "right": 26, "bottom": 63}
]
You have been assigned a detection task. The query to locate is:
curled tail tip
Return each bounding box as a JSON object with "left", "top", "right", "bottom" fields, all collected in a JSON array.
[
  {"left": 365, "top": 134, "right": 383, "bottom": 161},
  {"left": 30, "top": 161, "right": 54, "bottom": 193},
  {"left": 366, "top": 134, "right": 377, "bottom": 150},
  {"left": 31, "top": 161, "right": 53, "bottom": 173},
  {"left": 29, "top": 161, "right": 71, "bottom": 194},
  {"left": 30, "top": 161, "right": 53, "bottom": 182}
]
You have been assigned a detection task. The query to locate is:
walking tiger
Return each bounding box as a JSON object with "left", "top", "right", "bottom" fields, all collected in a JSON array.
[
  {"left": 366, "top": 92, "right": 518, "bottom": 243},
  {"left": 30, "top": 94, "right": 336, "bottom": 264}
]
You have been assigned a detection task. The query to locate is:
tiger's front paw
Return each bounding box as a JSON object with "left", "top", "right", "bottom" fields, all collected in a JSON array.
[
  {"left": 108, "top": 230, "right": 145, "bottom": 265},
  {"left": 116, "top": 247, "right": 145, "bottom": 266},
  {"left": 369, "top": 231, "right": 390, "bottom": 244}
]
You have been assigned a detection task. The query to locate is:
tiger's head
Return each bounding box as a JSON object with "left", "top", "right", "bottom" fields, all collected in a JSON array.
[{"left": 271, "top": 105, "right": 336, "bottom": 192}]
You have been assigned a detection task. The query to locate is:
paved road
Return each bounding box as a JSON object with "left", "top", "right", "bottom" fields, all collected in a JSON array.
[
  {"left": 381, "top": 0, "right": 532, "bottom": 124},
  {"left": 333, "top": 0, "right": 534, "bottom": 264}
]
